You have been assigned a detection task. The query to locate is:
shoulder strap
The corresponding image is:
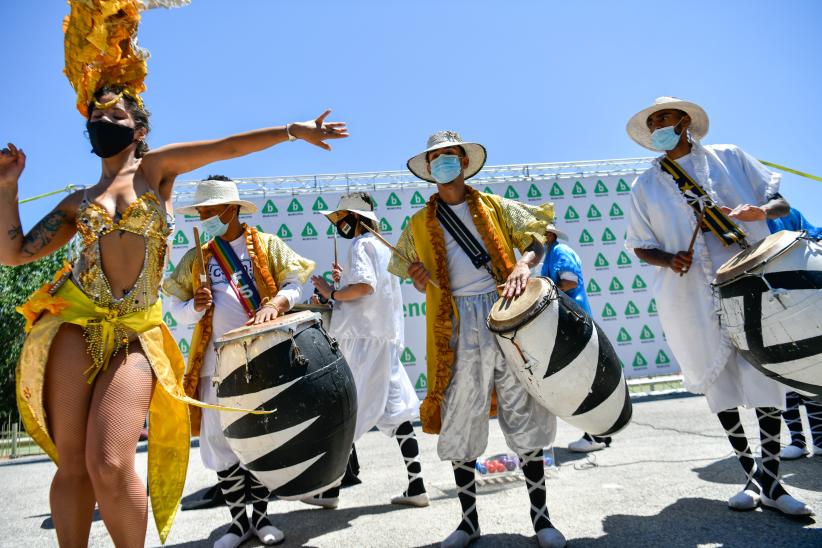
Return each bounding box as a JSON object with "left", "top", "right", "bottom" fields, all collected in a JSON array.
[{"left": 435, "top": 198, "right": 494, "bottom": 274}]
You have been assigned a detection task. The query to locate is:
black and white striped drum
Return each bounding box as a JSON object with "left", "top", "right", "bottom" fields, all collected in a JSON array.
[
  {"left": 487, "top": 277, "right": 632, "bottom": 436},
  {"left": 714, "top": 230, "right": 822, "bottom": 400},
  {"left": 214, "top": 311, "right": 357, "bottom": 498}
]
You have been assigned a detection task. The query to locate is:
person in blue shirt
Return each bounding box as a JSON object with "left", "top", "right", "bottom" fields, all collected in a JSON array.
[
  {"left": 767, "top": 206, "right": 822, "bottom": 459},
  {"left": 539, "top": 224, "right": 609, "bottom": 453}
]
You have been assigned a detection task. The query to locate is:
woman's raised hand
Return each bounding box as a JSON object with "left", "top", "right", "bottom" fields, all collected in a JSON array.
[
  {"left": 0, "top": 143, "right": 26, "bottom": 189},
  {"left": 290, "top": 110, "right": 349, "bottom": 151}
]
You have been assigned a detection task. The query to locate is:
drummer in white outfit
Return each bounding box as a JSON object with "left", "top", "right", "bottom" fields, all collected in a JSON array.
[
  {"left": 625, "top": 97, "right": 812, "bottom": 516},
  {"left": 309, "top": 192, "right": 428, "bottom": 509}
]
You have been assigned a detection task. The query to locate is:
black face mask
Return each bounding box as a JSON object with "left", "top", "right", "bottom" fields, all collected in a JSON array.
[
  {"left": 87, "top": 120, "right": 136, "bottom": 158},
  {"left": 335, "top": 213, "right": 359, "bottom": 239}
]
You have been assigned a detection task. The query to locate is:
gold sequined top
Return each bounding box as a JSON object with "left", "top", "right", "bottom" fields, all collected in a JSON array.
[{"left": 73, "top": 191, "right": 173, "bottom": 315}]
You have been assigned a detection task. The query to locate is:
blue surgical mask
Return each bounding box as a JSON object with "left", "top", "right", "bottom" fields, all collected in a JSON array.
[
  {"left": 650, "top": 119, "right": 684, "bottom": 151},
  {"left": 201, "top": 207, "right": 231, "bottom": 238},
  {"left": 430, "top": 154, "right": 463, "bottom": 184}
]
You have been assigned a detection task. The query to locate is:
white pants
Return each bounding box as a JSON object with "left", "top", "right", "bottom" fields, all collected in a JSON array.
[
  {"left": 198, "top": 376, "right": 241, "bottom": 472},
  {"left": 705, "top": 352, "right": 787, "bottom": 413}
]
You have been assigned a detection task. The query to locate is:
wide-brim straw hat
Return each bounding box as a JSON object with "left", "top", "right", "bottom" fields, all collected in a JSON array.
[
  {"left": 626, "top": 96, "right": 710, "bottom": 151},
  {"left": 545, "top": 224, "right": 569, "bottom": 242},
  {"left": 319, "top": 193, "right": 379, "bottom": 224},
  {"left": 176, "top": 178, "right": 257, "bottom": 215},
  {"left": 407, "top": 130, "right": 487, "bottom": 183}
]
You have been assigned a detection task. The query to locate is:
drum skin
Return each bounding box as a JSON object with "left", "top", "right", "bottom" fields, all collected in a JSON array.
[
  {"left": 716, "top": 232, "right": 822, "bottom": 401},
  {"left": 215, "top": 313, "right": 357, "bottom": 498},
  {"left": 488, "top": 278, "right": 632, "bottom": 436}
]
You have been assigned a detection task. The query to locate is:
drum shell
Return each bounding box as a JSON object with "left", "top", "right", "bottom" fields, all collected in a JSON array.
[
  {"left": 490, "top": 287, "right": 632, "bottom": 436},
  {"left": 717, "top": 236, "right": 822, "bottom": 400},
  {"left": 216, "top": 317, "right": 357, "bottom": 498}
]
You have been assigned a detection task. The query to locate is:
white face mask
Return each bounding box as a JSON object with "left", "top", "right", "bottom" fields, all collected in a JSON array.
[{"left": 201, "top": 206, "right": 233, "bottom": 238}]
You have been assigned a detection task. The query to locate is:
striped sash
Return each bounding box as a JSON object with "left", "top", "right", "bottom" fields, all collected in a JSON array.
[
  {"left": 659, "top": 157, "right": 748, "bottom": 248},
  {"left": 209, "top": 236, "right": 262, "bottom": 318}
]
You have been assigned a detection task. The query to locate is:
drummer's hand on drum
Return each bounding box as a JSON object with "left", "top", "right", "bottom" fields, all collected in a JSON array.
[
  {"left": 250, "top": 303, "right": 280, "bottom": 325},
  {"left": 331, "top": 262, "right": 343, "bottom": 284},
  {"left": 501, "top": 260, "right": 531, "bottom": 299},
  {"left": 193, "top": 286, "right": 213, "bottom": 311},
  {"left": 720, "top": 204, "right": 766, "bottom": 222},
  {"left": 407, "top": 261, "right": 431, "bottom": 293},
  {"left": 668, "top": 250, "right": 693, "bottom": 274}
]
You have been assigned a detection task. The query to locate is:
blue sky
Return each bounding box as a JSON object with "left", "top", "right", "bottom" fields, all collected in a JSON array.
[{"left": 3, "top": 0, "right": 822, "bottom": 227}]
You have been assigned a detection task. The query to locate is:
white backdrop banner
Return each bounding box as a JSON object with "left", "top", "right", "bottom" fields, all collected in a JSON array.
[{"left": 164, "top": 164, "right": 678, "bottom": 400}]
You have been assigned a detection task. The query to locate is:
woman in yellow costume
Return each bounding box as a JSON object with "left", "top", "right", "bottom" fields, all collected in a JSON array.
[{"left": 0, "top": 2, "right": 348, "bottom": 546}]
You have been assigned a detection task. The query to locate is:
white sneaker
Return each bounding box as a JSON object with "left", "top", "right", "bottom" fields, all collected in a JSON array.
[
  {"left": 391, "top": 492, "right": 430, "bottom": 507},
  {"left": 568, "top": 435, "right": 607, "bottom": 453},
  {"left": 537, "top": 527, "right": 567, "bottom": 548},
  {"left": 301, "top": 494, "right": 339, "bottom": 509},
  {"left": 780, "top": 443, "right": 809, "bottom": 460},
  {"left": 761, "top": 493, "right": 814, "bottom": 516},
  {"left": 214, "top": 528, "right": 252, "bottom": 548},
  {"left": 728, "top": 489, "right": 760, "bottom": 511},
  {"left": 441, "top": 528, "right": 480, "bottom": 548},
  {"left": 254, "top": 523, "right": 285, "bottom": 545}
]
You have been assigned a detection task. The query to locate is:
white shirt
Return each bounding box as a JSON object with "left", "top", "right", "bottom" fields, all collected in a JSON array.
[
  {"left": 330, "top": 233, "right": 404, "bottom": 343},
  {"left": 168, "top": 234, "right": 302, "bottom": 377},
  {"left": 625, "top": 142, "right": 779, "bottom": 393},
  {"left": 440, "top": 201, "right": 498, "bottom": 296}
]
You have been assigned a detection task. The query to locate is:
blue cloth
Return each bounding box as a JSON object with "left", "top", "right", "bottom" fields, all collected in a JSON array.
[
  {"left": 767, "top": 207, "right": 821, "bottom": 238},
  {"left": 540, "top": 242, "right": 592, "bottom": 315}
]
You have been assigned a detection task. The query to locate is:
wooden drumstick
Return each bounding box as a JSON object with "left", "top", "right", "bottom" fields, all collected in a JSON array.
[
  {"left": 680, "top": 207, "right": 706, "bottom": 277},
  {"left": 359, "top": 222, "right": 441, "bottom": 289},
  {"left": 332, "top": 224, "right": 340, "bottom": 290},
  {"left": 192, "top": 227, "right": 208, "bottom": 284}
]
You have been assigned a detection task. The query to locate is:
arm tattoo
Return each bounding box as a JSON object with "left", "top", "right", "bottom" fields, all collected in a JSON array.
[
  {"left": 22, "top": 211, "right": 68, "bottom": 257},
  {"left": 7, "top": 225, "right": 22, "bottom": 241}
]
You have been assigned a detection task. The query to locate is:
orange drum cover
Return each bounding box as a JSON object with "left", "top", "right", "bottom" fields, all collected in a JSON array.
[
  {"left": 215, "top": 310, "right": 316, "bottom": 346},
  {"left": 488, "top": 277, "right": 554, "bottom": 333},
  {"left": 714, "top": 230, "right": 803, "bottom": 286}
]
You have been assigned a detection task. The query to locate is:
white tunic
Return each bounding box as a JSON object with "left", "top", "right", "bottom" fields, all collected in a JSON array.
[
  {"left": 330, "top": 233, "right": 419, "bottom": 439},
  {"left": 625, "top": 142, "right": 785, "bottom": 411}
]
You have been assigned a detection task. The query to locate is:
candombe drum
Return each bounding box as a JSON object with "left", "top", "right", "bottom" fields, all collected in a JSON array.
[
  {"left": 714, "top": 230, "right": 822, "bottom": 401},
  {"left": 487, "top": 277, "right": 632, "bottom": 436},
  {"left": 214, "top": 311, "right": 357, "bottom": 498}
]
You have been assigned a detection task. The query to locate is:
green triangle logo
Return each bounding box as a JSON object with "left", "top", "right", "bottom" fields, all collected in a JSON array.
[
  {"left": 594, "top": 180, "right": 608, "bottom": 194},
  {"left": 655, "top": 349, "right": 671, "bottom": 365},
  {"left": 256, "top": 225, "right": 265, "bottom": 233},
  {"left": 586, "top": 278, "right": 601, "bottom": 294},
  {"left": 572, "top": 181, "right": 586, "bottom": 196},
  {"left": 301, "top": 222, "right": 319, "bottom": 238},
  {"left": 165, "top": 259, "right": 175, "bottom": 274},
  {"left": 287, "top": 198, "right": 304, "bottom": 213},
  {"left": 632, "top": 275, "right": 648, "bottom": 290},
  {"left": 277, "top": 224, "right": 293, "bottom": 239},
  {"left": 415, "top": 373, "right": 428, "bottom": 390},
  {"left": 609, "top": 277, "right": 624, "bottom": 292},
  {"left": 178, "top": 338, "right": 190, "bottom": 355},
  {"left": 624, "top": 301, "right": 640, "bottom": 316},
  {"left": 483, "top": 186, "right": 495, "bottom": 195},
  {"left": 527, "top": 183, "right": 542, "bottom": 199},
  {"left": 400, "top": 347, "right": 416, "bottom": 364},
  {"left": 579, "top": 229, "right": 594, "bottom": 244},
  {"left": 648, "top": 298, "right": 658, "bottom": 314},
  {"left": 549, "top": 182, "right": 564, "bottom": 197},
  {"left": 602, "top": 227, "right": 617, "bottom": 242},
  {"left": 609, "top": 203, "right": 624, "bottom": 217},
  {"left": 504, "top": 185, "right": 520, "bottom": 199},
  {"left": 616, "top": 178, "right": 630, "bottom": 193},
  {"left": 632, "top": 352, "right": 648, "bottom": 368},
  {"left": 386, "top": 192, "right": 402, "bottom": 208},
  {"left": 172, "top": 230, "right": 189, "bottom": 246},
  {"left": 380, "top": 218, "right": 393, "bottom": 233},
  {"left": 163, "top": 312, "right": 178, "bottom": 328},
  {"left": 602, "top": 303, "right": 617, "bottom": 318},
  {"left": 410, "top": 191, "right": 426, "bottom": 206},
  {"left": 199, "top": 230, "right": 211, "bottom": 244},
  {"left": 640, "top": 325, "right": 655, "bottom": 341},
  {"left": 616, "top": 327, "right": 632, "bottom": 343},
  {"left": 401, "top": 216, "right": 411, "bottom": 230},
  {"left": 594, "top": 253, "right": 609, "bottom": 268},
  {"left": 565, "top": 205, "right": 580, "bottom": 221},
  {"left": 312, "top": 196, "right": 329, "bottom": 212},
  {"left": 262, "top": 199, "right": 279, "bottom": 215},
  {"left": 617, "top": 251, "right": 632, "bottom": 266},
  {"left": 587, "top": 204, "right": 602, "bottom": 219},
  {"left": 326, "top": 223, "right": 335, "bottom": 236}
]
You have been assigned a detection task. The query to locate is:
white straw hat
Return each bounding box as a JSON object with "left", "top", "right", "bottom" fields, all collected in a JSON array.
[
  {"left": 545, "top": 224, "right": 569, "bottom": 242},
  {"left": 407, "top": 130, "right": 487, "bottom": 183},
  {"left": 176, "top": 178, "right": 257, "bottom": 215},
  {"left": 626, "top": 96, "right": 710, "bottom": 151},
  {"left": 319, "top": 192, "right": 379, "bottom": 224}
]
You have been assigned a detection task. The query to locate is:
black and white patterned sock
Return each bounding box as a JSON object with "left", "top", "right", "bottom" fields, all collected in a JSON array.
[
  {"left": 756, "top": 407, "right": 788, "bottom": 500},
  {"left": 246, "top": 469, "right": 273, "bottom": 531},
  {"left": 216, "top": 463, "right": 250, "bottom": 537},
  {"left": 783, "top": 392, "right": 807, "bottom": 448},
  {"left": 452, "top": 460, "right": 479, "bottom": 535},
  {"left": 395, "top": 421, "right": 426, "bottom": 497},
  {"left": 804, "top": 398, "right": 822, "bottom": 448},
  {"left": 519, "top": 449, "right": 553, "bottom": 532},
  {"left": 717, "top": 409, "right": 761, "bottom": 494}
]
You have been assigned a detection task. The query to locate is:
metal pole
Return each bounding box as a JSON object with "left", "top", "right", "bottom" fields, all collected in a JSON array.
[{"left": 11, "top": 422, "right": 19, "bottom": 459}]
